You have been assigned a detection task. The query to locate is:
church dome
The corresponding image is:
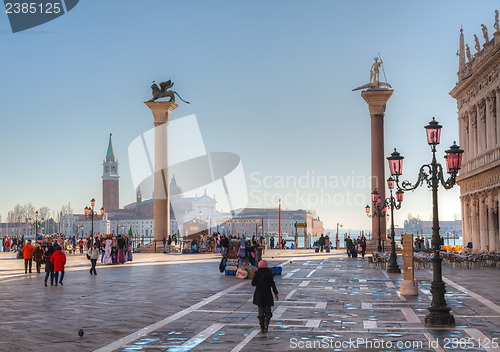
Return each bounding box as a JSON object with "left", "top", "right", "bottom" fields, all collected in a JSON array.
[{"left": 170, "top": 176, "right": 184, "bottom": 200}]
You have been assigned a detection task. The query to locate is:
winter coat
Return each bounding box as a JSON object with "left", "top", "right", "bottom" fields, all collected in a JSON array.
[
  {"left": 33, "top": 246, "right": 44, "bottom": 263},
  {"left": 87, "top": 247, "right": 100, "bottom": 260},
  {"left": 50, "top": 250, "right": 66, "bottom": 271},
  {"left": 22, "top": 243, "right": 34, "bottom": 259},
  {"left": 252, "top": 267, "right": 278, "bottom": 307},
  {"left": 44, "top": 248, "right": 54, "bottom": 272}
]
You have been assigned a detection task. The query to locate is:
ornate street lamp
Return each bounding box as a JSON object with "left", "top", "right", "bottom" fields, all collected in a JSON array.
[
  {"left": 365, "top": 189, "right": 386, "bottom": 252},
  {"left": 84, "top": 198, "right": 105, "bottom": 245},
  {"left": 385, "top": 176, "right": 403, "bottom": 273},
  {"left": 28, "top": 211, "right": 45, "bottom": 239},
  {"left": 389, "top": 117, "right": 463, "bottom": 327}
]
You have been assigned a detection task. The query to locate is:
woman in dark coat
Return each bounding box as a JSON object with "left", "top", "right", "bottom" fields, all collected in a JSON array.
[
  {"left": 252, "top": 260, "right": 279, "bottom": 333},
  {"left": 43, "top": 246, "right": 54, "bottom": 286}
]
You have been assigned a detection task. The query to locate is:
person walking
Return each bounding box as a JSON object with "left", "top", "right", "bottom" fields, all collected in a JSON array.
[
  {"left": 360, "top": 236, "right": 367, "bottom": 258},
  {"left": 270, "top": 236, "right": 275, "bottom": 249},
  {"left": 167, "top": 235, "right": 172, "bottom": 254},
  {"left": 318, "top": 234, "right": 325, "bottom": 252},
  {"left": 50, "top": 245, "right": 66, "bottom": 286},
  {"left": 22, "top": 240, "right": 35, "bottom": 274},
  {"left": 255, "top": 241, "right": 263, "bottom": 263},
  {"left": 87, "top": 243, "right": 100, "bottom": 275},
  {"left": 220, "top": 235, "right": 229, "bottom": 258},
  {"left": 252, "top": 260, "right": 279, "bottom": 333},
  {"left": 162, "top": 235, "right": 167, "bottom": 253},
  {"left": 33, "top": 244, "right": 44, "bottom": 273},
  {"left": 78, "top": 239, "right": 84, "bottom": 253},
  {"left": 44, "top": 245, "right": 55, "bottom": 286}
]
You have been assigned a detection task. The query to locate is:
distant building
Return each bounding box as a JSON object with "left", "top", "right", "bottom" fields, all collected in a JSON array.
[
  {"left": 102, "top": 133, "right": 119, "bottom": 211},
  {"left": 450, "top": 20, "right": 500, "bottom": 251},
  {"left": 222, "top": 208, "right": 324, "bottom": 247}
]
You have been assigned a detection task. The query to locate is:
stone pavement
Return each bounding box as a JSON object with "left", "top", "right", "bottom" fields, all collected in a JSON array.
[{"left": 0, "top": 250, "right": 499, "bottom": 351}]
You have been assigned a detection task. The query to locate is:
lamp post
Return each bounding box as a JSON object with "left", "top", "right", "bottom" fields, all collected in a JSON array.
[
  {"left": 336, "top": 223, "right": 343, "bottom": 249},
  {"left": 386, "top": 177, "right": 403, "bottom": 273},
  {"left": 365, "top": 190, "right": 387, "bottom": 252},
  {"left": 84, "top": 198, "right": 105, "bottom": 245},
  {"left": 28, "top": 211, "right": 44, "bottom": 240},
  {"left": 388, "top": 117, "right": 463, "bottom": 327}
]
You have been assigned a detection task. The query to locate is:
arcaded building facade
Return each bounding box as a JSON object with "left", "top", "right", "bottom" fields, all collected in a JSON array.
[{"left": 451, "top": 16, "right": 500, "bottom": 251}]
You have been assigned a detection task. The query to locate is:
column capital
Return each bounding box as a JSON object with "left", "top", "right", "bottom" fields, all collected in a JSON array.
[
  {"left": 144, "top": 101, "right": 179, "bottom": 126},
  {"left": 361, "top": 89, "right": 394, "bottom": 117}
]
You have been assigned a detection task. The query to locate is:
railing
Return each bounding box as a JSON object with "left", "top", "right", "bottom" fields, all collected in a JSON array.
[{"left": 462, "top": 147, "right": 500, "bottom": 174}]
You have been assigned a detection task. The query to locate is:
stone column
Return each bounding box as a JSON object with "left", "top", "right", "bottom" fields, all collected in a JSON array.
[
  {"left": 486, "top": 91, "right": 496, "bottom": 149},
  {"left": 479, "top": 196, "right": 488, "bottom": 251},
  {"left": 497, "top": 190, "right": 500, "bottom": 252},
  {"left": 487, "top": 192, "right": 496, "bottom": 251},
  {"left": 144, "top": 101, "right": 179, "bottom": 241},
  {"left": 471, "top": 197, "right": 480, "bottom": 250},
  {"left": 496, "top": 87, "right": 500, "bottom": 147},
  {"left": 477, "top": 101, "right": 486, "bottom": 154},
  {"left": 470, "top": 108, "right": 477, "bottom": 158},
  {"left": 463, "top": 113, "right": 470, "bottom": 162},
  {"left": 458, "top": 115, "right": 465, "bottom": 161},
  {"left": 361, "top": 88, "right": 393, "bottom": 240},
  {"left": 462, "top": 197, "right": 470, "bottom": 246}
]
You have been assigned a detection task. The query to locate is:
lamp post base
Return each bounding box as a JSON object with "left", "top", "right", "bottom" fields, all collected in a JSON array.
[
  {"left": 387, "top": 263, "right": 401, "bottom": 273},
  {"left": 425, "top": 306, "right": 455, "bottom": 326}
]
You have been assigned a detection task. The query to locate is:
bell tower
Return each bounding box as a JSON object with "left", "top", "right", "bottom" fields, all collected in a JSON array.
[{"left": 102, "top": 133, "right": 119, "bottom": 211}]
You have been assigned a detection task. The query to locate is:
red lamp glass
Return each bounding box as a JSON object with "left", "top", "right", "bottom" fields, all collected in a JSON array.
[
  {"left": 445, "top": 142, "right": 464, "bottom": 173},
  {"left": 371, "top": 189, "right": 379, "bottom": 203},
  {"left": 396, "top": 189, "right": 404, "bottom": 202},
  {"left": 41, "top": 218, "right": 44, "bottom": 223},
  {"left": 91, "top": 198, "right": 96, "bottom": 207},
  {"left": 28, "top": 218, "right": 32, "bottom": 223},
  {"left": 365, "top": 205, "right": 370, "bottom": 214},
  {"left": 35, "top": 211, "right": 38, "bottom": 217},
  {"left": 382, "top": 206, "right": 387, "bottom": 214},
  {"left": 100, "top": 207, "right": 105, "bottom": 215},
  {"left": 387, "top": 149, "right": 404, "bottom": 176},
  {"left": 425, "top": 117, "right": 442, "bottom": 145},
  {"left": 387, "top": 176, "right": 395, "bottom": 190}
]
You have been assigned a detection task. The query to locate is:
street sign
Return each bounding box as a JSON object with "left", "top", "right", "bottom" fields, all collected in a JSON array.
[{"left": 294, "top": 222, "right": 307, "bottom": 228}]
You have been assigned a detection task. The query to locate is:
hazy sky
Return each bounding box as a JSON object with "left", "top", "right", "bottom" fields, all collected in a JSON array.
[{"left": 1, "top": 1, "right": 497, "bottom": 230}]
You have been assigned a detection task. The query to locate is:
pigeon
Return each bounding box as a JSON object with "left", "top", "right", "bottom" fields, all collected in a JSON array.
[{"left": 78, "top": 329, "right": 84, "bottom": 337}]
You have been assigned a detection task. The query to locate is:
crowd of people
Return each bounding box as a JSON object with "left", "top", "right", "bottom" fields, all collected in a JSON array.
[
  {"left": 20, "top": 239, "right": 67, "bottom": 286},
  {"left": 8, "top": 232, "right": 134, "bottom": 285},
  {"left": 344, "top": 235, "right": 367, "bottom": 258}
]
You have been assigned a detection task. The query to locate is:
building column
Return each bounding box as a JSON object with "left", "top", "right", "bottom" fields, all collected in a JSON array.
[
  {"left": 477, "top": 101, "right": 487, "bottom": 154},
  {"left": 470, "top": 107, "right": 477, "bottom": 158},
  {"left": 471, "top": 197, "right": 480, "bottom": 250},
  {"left": 462, "top": 197, "right": 471, "bottom": 246},
  {"left": 487, "top": 192, "right": 497, "bottom": 251},
  {"left": 486, "top": 91, "right": 496, "bottom": 149},
  {"left": 496, "top": 190, "right": 500, "bottom": 252},
  {"left": 479, "top": 196, "right": 488, "bottom": 251},
  {"left": 459, "top": 115, "right": 467, "bottom": 162},
  {"left": 496, "top": 87, "right": 500, "bottom": 147}
]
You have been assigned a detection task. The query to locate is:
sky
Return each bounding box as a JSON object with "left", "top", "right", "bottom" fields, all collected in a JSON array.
[{"left": 0, "top": 0, "right": 497, "bottom": 231}]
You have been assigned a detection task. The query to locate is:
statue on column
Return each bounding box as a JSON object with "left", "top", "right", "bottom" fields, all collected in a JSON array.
[
  {"left": 494, "top": 10, "right": 499, "bottom": 32},
  {"left": 474, "top": 34, "right": 481, "bottom": 52},
  {"left": 466, "top": 44, "right": 472, "bottom": 62},
  {"left": 370, "top": 57, "right": 383, "bottom": 83},
  {"left": 352, "top": 56, "right": 392, "bottom": 91},
  {"left": 481, "top": 24, "right": 489, "bottom": 43},
  {"left": 148, "top": 79, "right": 190, "bottom": 103}
]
